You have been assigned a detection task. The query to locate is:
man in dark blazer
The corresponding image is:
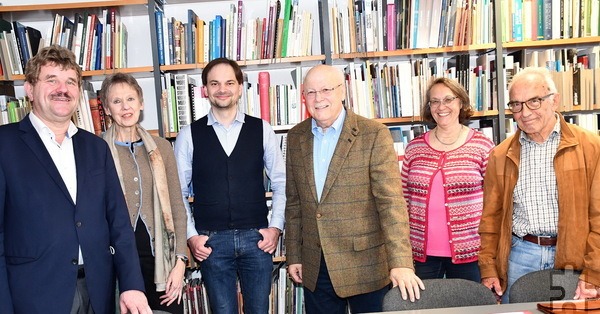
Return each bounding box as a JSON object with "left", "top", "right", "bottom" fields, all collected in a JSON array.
[
  {"left": 0, "top": 46, "right": 151, "bottom": 313},
  {"left": 285, "top": 64, "right": 423, "bottom": 313}
]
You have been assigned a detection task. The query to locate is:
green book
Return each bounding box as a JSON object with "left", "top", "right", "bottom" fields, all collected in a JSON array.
[{"left": 280, "top": 0, "right": 292, "bottom": 57}]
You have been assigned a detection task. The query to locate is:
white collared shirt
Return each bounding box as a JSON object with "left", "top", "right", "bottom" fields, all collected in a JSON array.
[{"left": 29, "top": 112, "right": 82, "bottom": 263}]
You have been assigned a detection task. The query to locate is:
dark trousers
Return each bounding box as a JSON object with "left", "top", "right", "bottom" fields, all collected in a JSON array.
[
  {"left": 70, "top": 270, "right": 94, "bottom": 314},
  {"left": 414, "top": 256, "right": 481, "bottom": 282},
  {"left": 304, "top": 254, "right": 389, "bottom": 314},
  {"left": 135, "top": 218, "right": 184, "bottom": 314}
]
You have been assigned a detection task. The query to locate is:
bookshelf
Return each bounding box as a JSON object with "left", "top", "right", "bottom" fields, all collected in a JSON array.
[
  {"left": 1, "top": 0, "right": 599, "bottom": 312},
  {"left": 1, "top": 0, "right": 599, "bottom": 137},
  {"left": 0, "top": 0, "right": 162, "bottom": 131}
]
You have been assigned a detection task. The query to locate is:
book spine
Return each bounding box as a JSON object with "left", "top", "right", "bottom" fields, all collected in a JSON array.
[
  {"left": 236, "top": 0, "right": 244, "bottom": 60},
  {"left": 13, "top": 23, "right": 29, "bottom": 69},
  {"left": 174, "top": 74, "right": 191, "bottom": 129},
  {"left": 543, "top": 0, "right": 553, "bottom": 39},
  {"left": 386, "top": 3, "right": 396, "bottom": 50},
  {"left": 167, "top": 20, "right": 174, "bottom": 64},
  {"left": 258, "top": 71, "right": 271, "bottom": 123},
  {"left": 155, "top": 10, "right": 165, "bottom": 65}
]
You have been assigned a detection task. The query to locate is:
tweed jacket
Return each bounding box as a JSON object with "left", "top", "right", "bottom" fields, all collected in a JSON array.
[
  {"left": 478, "top": 113, "right": 600, "bottom": 292},
  {"left": 285, "top": 108, "right": 414, "bottom": 298}
]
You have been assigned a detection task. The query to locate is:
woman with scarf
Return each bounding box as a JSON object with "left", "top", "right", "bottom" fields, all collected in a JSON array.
[{"left": 100, "top": 73, "right": 188, "bottom": 313}]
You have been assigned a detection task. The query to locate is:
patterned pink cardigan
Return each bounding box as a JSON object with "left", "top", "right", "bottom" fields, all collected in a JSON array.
[{"left": 400, "top": 130, "right": 494, "bottom": 264}]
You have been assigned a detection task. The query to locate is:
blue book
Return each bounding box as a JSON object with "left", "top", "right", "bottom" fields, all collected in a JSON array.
[
  {"left": 12, "top": 21, "right": 29, "bottom": 70},
  {"left": 94, "top": 22, "right": 102, "bottom": 70},
  {"left": 219, "top": 15, "right": 226, "bottom": 58},
  {"left": 155, "top": 10, "right": 165, "bottom": 65},
  {"left": 211, "top": 16, "right": 223, "bottom": 60},
  {"left": 512, "top": 0, "right": 523, "bottom": 41},
  {"left": 208, "top": 21, "right": 214, "bottom": 61}
]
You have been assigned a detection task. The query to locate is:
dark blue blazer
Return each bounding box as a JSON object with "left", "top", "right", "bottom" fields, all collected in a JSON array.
[{"left": 0, "top": 115, "right": 145, "bottom": 313}]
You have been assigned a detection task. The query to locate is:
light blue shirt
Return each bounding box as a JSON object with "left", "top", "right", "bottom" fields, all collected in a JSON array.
[
  {"left": 174, "top": 109, "right": 286, "bottom": 239},
  {"left": 312, "top": 108, "right": 346, "bottom": 201}
]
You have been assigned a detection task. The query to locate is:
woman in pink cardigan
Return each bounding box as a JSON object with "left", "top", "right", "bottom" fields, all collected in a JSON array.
[{"left": 400, "top": 77, "right": 494, "bottom": 282}]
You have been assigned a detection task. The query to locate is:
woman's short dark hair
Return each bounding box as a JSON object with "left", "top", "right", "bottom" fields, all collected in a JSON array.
[
  {"left": 421, "top": 77, "right": 474, "bottom": 126},
  {"left": 201, "top": 58, "right": 243, "bottom": 86}
]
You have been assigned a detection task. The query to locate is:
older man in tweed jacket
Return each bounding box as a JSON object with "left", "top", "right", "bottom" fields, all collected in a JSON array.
[{"left": 285, "top": 65, "right": 423, "bottom": 313}]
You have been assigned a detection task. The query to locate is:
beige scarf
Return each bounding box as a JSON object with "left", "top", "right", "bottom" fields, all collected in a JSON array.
[{"left": 104, "top": 124, "right": 176, "bottom": 292}]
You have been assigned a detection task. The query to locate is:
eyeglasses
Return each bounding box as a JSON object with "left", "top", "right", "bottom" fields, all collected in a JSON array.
[
  {"left": 303, "top": 83, "right": 343, "bottom": 100},
  {"left": 507, "top": 93, "right": 554, "bottom": 113},
  {"left": 428, "top": 96, "right": 457, "bottom": 108}
]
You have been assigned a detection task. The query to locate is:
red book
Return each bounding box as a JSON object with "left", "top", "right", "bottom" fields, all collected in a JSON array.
[
  {"left": 88, "top": 97, "right": 102, "bottom": 135},
  {"left": 258, "top": 71, "right": 271, "bottom": 123}
]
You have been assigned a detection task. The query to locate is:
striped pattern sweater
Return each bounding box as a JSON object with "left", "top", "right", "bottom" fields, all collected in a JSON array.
[{"left": 401, "top": 130, "right": 494, "bottom": 263}]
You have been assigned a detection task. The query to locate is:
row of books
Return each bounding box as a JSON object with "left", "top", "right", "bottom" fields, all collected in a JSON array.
[
  {"left": 73, "top": 81, "right": 110, "bottom": 136},
  {"left": 160, "top": 67, "right": 310, "bottom": 133},
  {"left": 342, "top": 56, "right": 494, "bottom": 121},
  {"left": 0, "top": 19, "right": 42, "bottom": 77},
  {"left": 0, "top": 95, "right": 31, "bottom": 126},
  {"left": 271, "top": 263, "right": 303, "bottom": 314},
  {"left": 0, "top": 8, "right": 128, "bottom": 77},
  {"left": 183, "top": 263, "right": 303, "bottom": 314},
  {"left": 155, "top": 0, "right": 314, "bottom": 65},
  {"left": 328, "top": 0, "right": 495, "bottom": 53},
  {"left": 501, "top": 0, "right": 600, "bottom": 43},
  {"left": 161, "top": 73, "right": 201, "bottom": 133},
  {"left": 505, "top": 113, "right": 600, "bottom": 138},
  {"left": 390, "top": 120, "right": 496, "bottom": 164},
  {"left": 564, "top": 113, "right": 600, "bottom": 135},
  {"left": 0, "top": 84, "right": 108, "bottom": 135},
  {"left": 501, "top": 46, "right": 600, "bottom": 112},
  {"left": 48, "top": 9, "right": 128, "bottom": 71},
  {"left": 183, "top": 273, "right": 210, "bottom": 314}
]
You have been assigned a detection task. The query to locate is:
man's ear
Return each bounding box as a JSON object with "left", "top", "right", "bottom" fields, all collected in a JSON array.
[
  {"left": 551, "top": 92, "right": 560, "bottom": 111},
  {"left": 24, "top": 82, "right": 34, "bottom": 100},
  {"left": 202, "top": 86, "right": 208, "bottom": 98}
]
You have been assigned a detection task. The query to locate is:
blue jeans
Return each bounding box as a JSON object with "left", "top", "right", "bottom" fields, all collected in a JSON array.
[
  {"left": 415, "top": 256, "right": 481, "bottom": 282},
  {"left": 304, "top": 254, "right": 389, "bottom": 314},
  {"left": 503, "top": 235, "right": 556, "bottom": 303},
  {"left": 199, "top": 229, "right": 273, "bottom": 314}
]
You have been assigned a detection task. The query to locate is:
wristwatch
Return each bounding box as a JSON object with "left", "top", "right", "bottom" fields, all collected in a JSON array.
[{"left": 176, "top": 255, "right": 189, "bottom": 266}]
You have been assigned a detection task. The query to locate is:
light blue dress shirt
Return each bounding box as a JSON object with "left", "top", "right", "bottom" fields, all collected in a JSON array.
[
  {"left": 312, "top": 108, "right": 346, "bottom": 201},
  {"left": 174, "top": 110, "right": 286, "bottom": 239}
]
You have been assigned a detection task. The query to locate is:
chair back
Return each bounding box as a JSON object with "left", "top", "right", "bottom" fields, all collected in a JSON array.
[
  {"left": 382, "top": 278, "right": 498, "bottom": 311},
  {"left": 509, "top": 269, "right": 581, "bottom": 303}
]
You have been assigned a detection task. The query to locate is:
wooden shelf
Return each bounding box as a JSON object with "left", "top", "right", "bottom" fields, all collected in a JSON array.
[
  {"left": 503, "top": 36, "right": 600, "bottom": 49},
  {"left": 152, "top": 110, "right": 503, "bottom": 138},
  {"left": 2, "top": 66, "right": 154, "bottom": 81},
  {"left": 160, "top": 55, "right": 326, "bottom": 72},
  {"left": 334, "top": 43, "right": 496, "bottom": 59},
  {"left": 273, "top": 256, "right": 286, "bottom": 263},
  {"left": 0, "top": 0, "right": 148, "bottom": 12}
]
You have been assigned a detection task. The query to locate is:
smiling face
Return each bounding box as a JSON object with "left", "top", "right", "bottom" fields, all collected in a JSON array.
[
  {"left": 428, "top": 83, "right": 462, "bottom": 129},
  {"left": 202, "top": 63, "right": 243, "bottom": 111},
  {"left": 509, "top": 72, "right": 558, "bottom": 142},
  {"left": 303, "top": 65, "right": 345, "bottom": 130},
  {"left": 103, "top": 82, "right": 144, "bottom": 129},
  {"left": 25, "top": 63, "right": 80, "bottom": 126}
]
